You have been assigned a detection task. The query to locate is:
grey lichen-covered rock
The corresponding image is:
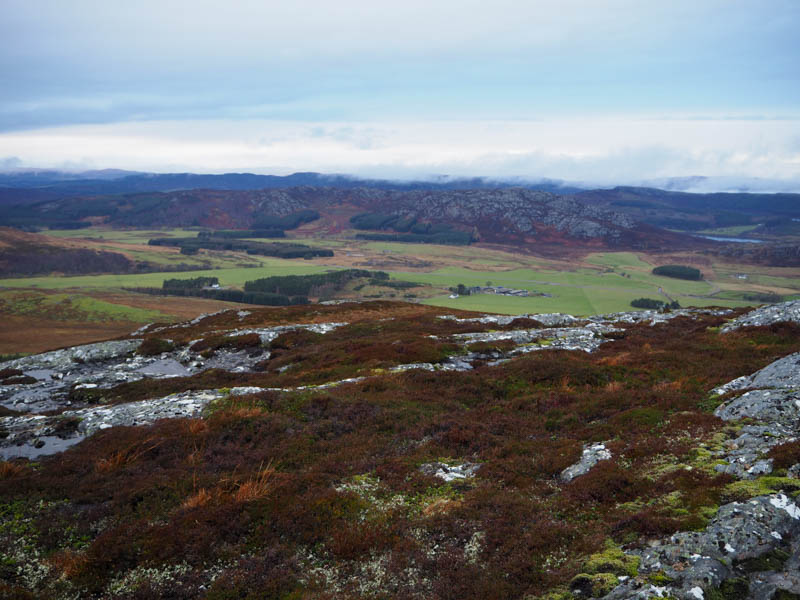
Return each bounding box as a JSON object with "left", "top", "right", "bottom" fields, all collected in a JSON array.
[
  {"left": 525, "top": 313, "right": 581, "bottom": 327},
  {"left": 602, "top": 494, "right": 800, "bottom": 600},
  {"left": 438, "top": 313, "right": 582, "bottom": 327},
  {"left": 232, "top": 321, "right": 347, "bottom": 344},
  {"left": 714, "top": 389, "right": 800, "bottom": 426},
  {"left": 588, "top": 307, "right": 732, "bottom": 327},
  {"left": 453, "top": 324, "right": 621, "bottom": 354},
  {"left": 0, "top": 316, "right": 351, "bottom": 458},
  {"left": 0, "top": 321, "right": 348, "bottom": 415},
  {"left": 390, "top": 358, "right": 474, "bottom": 373},
  {"left": 560, "top": 443, "right": 612, "bottom": 482},
  {"left": 419, "top": 461, "right": 481, "bottom": 482},
  {"left": 712, "top": 352, "right": 800, "bottom": 395},
  {"left": 0, "top": 387, "right": 266, "bottom": 459},
  {"left": 3, "top": 339, "right": 142, "bottom": 372},
  {"left": 712, "top": 352, "right": 800, "bottom": 479},
  {"left": 721, "top": 299, "right": 800, "bottom": 332}
]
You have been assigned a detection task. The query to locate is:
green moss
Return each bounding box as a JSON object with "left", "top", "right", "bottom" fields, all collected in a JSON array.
[
  {"left": 569, "top": 572, "right": 620, "bottom": 597},
  {"left": 526, "top": 587, "right": 573, "bottom": 600},
  {"left": 583, "top": 540, "right": 639, "bottom": 577},
  {"left": 719, "top": 577, "right": 749, "bottom": 600},
  {"left": 720, "top": 477, "right": 800, "bottom": 504},
  {"left": 646, "top": 571, "right": 673, "bottom": 586},
  {"left": 737, "top": 548, "right": 790, "bottom": 572},
  {"left": 705, "top": 579, "right": 751, "bottom": 600}
]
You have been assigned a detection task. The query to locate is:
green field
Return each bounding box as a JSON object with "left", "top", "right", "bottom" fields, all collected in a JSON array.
[
  {"left": 0, "top": 262, "right": 330, "bottom": 290},
  {"left": 697, "top": 224, "right": 761, "bottom": 236},
  {"left": 422, "top": 288, "right": 646, "bottom": 316},
  {"left": 46, "top": 227, "right": 200, "bottom": 243},
  {"left": 6, "top": 228, "right": 798, "bottom": 316},
  {"left": 0, "top": 290, "right": 170, "bottom": 322},
  {"left": 584, "top": 251, "right": 654, "bottom": 270},
  {"left": 394, "top": 265, "right": 715, "bottom": 294},
  {"left": 398, "top": 263, "right": 755, "bottom": 315}
]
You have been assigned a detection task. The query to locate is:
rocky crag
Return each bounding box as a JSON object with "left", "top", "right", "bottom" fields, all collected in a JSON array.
[
  {"left": 591, "top": 301, "right": 800, "bottom": 600},
  {"left": 15, "top": 186, "right": 701, "bottom": 250}
]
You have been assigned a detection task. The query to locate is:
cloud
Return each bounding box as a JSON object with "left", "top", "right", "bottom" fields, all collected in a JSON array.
[
  {"left": 0, "top": 1, "right": 798, "bottom": 129},
  {"left": 0, "top": 156, "right": 22, "bottom": 170},
  {"left": 1, "top": 117, "right": 798, "bottom": 189}
]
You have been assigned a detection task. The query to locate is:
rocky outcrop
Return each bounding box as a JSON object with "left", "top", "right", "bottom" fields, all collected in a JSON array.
[
  {"left": 0, "top": 307, "right": 749, "bottom": 461},
  {"left": 439, "top": 313, "right": 582, "bottom": 327},
  {"left": 335, "top": 187, "right": 638, "bottom": 241},
  {"left": 602, "top": 494, "right": 800, "bottom": 600},
  {"left": 711, "top": 352, "right": 800, "bottom": 479},
  {"left": 0, "top": 387, "right": 265, "bottom": 459},
  {"left": 452, "top": 323, "right": 621, "bottom": 354},
  {"left": 5, "top": 339, "right": 143, "bottom": 373},
  {"left": 419, "top": 462, "right": 481, "bottom": 482},
  {"left": 560, "top": 443, "right": 612, "bottom": 483},
  {"left": 588, "top": 307, "right": 733, "bottom": 326},
  {"left": 721, "top": 299, "right": 800, "bottom": 332}
]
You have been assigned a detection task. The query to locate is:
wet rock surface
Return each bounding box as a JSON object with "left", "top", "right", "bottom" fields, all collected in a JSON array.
[
  {"left": 712, "top": 352, "right": 800, "bottom": 479},
  {"left": 602, "top": 494, "right": 800, "bottom": 600},
  {"left": 721, "top": 299, "right": 800, "bottom": 332}
]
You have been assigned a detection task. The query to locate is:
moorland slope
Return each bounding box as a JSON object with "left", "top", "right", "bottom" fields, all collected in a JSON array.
[{"left": 2, "top": 300, "right": 800, "bottom": 599}]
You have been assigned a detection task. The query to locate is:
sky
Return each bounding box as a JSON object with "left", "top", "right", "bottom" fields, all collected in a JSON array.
[{"left": 0, "top": 0, "right": 799, "bottom": 188}]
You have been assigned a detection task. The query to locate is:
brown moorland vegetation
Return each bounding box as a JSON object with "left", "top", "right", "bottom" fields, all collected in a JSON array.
[{"left": 1, "top": 302, "right": 800, "bottom": 598}]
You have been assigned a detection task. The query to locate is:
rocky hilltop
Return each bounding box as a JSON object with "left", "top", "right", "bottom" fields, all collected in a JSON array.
[
  {"left": 1, "top": 301, "right": 800, "bottom": 599},
  {"left": 5, "top": 186, "right": 702, "bottom": 251}
]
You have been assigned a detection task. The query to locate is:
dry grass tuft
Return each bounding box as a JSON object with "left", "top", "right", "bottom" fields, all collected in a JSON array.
[
  {"left": 94, "top": 437, "right": 161, "bottom": 473},
  {"left": 229, "top": 406, "right": 267, "bottom": 419},
  {"left": 186, "top": 419, "right": 209, "bottom": 435},
  {"left": 48, "top": 549, "right": 89, "bottom": 579},
  {"left": 654, "top": 379, "right": 684, "bottom": 392},
  {"left": 181, "top": 487, "right": 214, "bottom": 511},
  {"left": 234, "top": 461, "right": 276, "bottom": 503},
  {"left": 0, "top": 460, "right": 26, "bottom": 479},
  {"left": 422, "top": 498, "right": 462, "bottom": 517}
]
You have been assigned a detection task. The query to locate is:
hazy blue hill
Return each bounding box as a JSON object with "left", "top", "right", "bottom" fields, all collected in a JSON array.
[{"left": 0, "top": 170, "right": 582, "bottom": 203}]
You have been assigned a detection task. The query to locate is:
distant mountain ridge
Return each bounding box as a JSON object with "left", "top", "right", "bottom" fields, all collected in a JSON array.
[
  {"left": 0, "top": 170, "right": 583, "bottom": 204},
  {"left": 0, "top": 186, "right": 704, "bottom": 254},
  {"left": 2, "top": 169, "right": 799, "bottom": 254}
]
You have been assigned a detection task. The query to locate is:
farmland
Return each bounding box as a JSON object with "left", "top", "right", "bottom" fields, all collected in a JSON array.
[{"left": 2, "top": 228, "right": 799, "bottom": 353}]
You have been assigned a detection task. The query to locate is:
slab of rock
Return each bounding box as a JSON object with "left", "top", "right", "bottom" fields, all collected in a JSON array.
[
  {"left": 2, "top": 339, "right": 142, "bottom": 373},
  {"left": 712, "top": 352, "right": 800, "bottom": 396},
  {"left": 588, "top": 308, "right": 732, "bottom": 327},
  {"left": 560, "top": 443, "right": 611, "bottom": 482},
  {"left": 721, "top": 299, "right": 800, "bottom": 333},
  {"left": 439, "top": 313, "right": 581, "bottom": 327},
  {"left": 419, "top": 461, "right": 481, "bottom": 482},
  {"left": 0, "top": 387, "right": 267, "bottom": 460},
  {"left": 602, "top": 494, "right": 800, "bottom": 600},
  {"left": 453, "top": 324, "right": 620, "bottom": 354},
  {"left": 712, "top": 352, "right": 800, "bottom": 479}
]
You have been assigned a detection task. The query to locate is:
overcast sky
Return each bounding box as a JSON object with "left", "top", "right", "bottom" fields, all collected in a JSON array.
[{"left": 0, "top": 0, "right": 798, "bottom": 187}]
